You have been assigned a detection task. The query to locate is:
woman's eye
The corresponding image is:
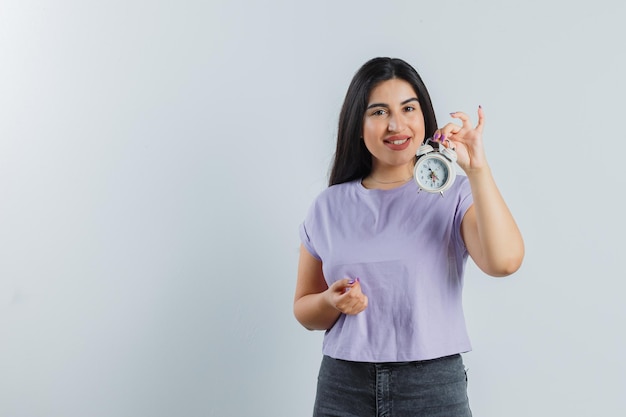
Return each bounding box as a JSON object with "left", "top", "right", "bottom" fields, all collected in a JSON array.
[
  {"left": 372, "top": 109, "right": 387, "bottom": 116},
  {"left": 404, "top": 106, "right": 415, "bottom": 112}
]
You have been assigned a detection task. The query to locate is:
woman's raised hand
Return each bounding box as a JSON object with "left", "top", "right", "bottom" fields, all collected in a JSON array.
[{"left": 433, "top": 106, "right": 487, "bottom": 172}]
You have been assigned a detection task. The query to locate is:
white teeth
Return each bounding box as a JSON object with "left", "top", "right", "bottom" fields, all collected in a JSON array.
[{"left": 390, "top": 139, "right": 408, "bottom": 145}]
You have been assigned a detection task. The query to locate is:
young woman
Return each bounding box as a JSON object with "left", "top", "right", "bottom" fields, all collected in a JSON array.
[{"left": 294, "top": 57, "right": 524, "bottom": 416}]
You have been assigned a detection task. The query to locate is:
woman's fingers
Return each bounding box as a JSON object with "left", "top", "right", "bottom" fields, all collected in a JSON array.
[
  {"left": 475, "top": 105, "right": 485, "bottom": 132},
  {"left": 434, "top": 123, "right": 461, "bottom": 143},
  {"left": 450, "top": 111, "right": 473, "bottom": 130},
  {"left": 434, "top": 106, "right": 484, "bottom": 141},
  {"left": 334, "top": 278, "right": 368, "bottom": 315}
]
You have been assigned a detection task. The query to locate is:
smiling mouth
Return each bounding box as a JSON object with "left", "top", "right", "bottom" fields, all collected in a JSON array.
[{"left": 386, "top": 138, "right": 409, "bottom": 145}]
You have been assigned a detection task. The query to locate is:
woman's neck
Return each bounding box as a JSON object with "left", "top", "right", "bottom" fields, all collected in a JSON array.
[{"left": 361, "top": 165, "right": 414, "bottom": 190}]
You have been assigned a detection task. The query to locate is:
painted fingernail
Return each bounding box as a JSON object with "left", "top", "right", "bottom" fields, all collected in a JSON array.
[
  {"left": 434, "top": 132, "right": 441, "bottom": 140},
  {"left": 348, "top": 279, "right": 356, "bottom": 285},
  {"left": 356, "top": 277, "right": 360, "bottom": 283},
  {"left": 479, "top": 104, "right": 482, "bottom": 109},
  {"left": 441, "top": 134, "right": 446, "bottom": 141},
  {"left": 450, "top": 112, "right": 456, "bottom": 116}
]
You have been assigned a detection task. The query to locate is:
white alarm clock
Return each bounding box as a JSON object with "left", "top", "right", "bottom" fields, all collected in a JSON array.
[{"left": 413, "top": 138, "right": 457, "bottom": 196}]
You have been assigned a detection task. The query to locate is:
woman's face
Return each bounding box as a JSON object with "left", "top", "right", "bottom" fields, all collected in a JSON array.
[{"left": 362, "top": 78, "right": 425, "bottom": 172}]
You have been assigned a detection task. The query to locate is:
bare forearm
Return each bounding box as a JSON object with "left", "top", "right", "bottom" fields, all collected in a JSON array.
[
  {"left": 465, "top": 166, "right": 525, "bottom": 276},
  {"left": 294, "top": 291, "right": 341, "bottom": 331}
]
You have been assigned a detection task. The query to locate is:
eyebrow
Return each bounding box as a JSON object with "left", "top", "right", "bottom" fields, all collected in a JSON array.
[{"left": 366, "top": 97, "right": 419, "bottom": 110}]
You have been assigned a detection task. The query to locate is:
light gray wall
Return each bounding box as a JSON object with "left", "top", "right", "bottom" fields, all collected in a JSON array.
[{"left": 1, "top": 1, "right": 624, "bottom": 416}]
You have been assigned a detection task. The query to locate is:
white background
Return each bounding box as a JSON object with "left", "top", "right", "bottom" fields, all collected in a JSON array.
[{"left": 1, "top": 1, "right": 625, "bottom": 416}]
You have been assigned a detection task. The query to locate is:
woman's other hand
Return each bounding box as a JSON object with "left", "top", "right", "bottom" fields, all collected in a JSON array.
[{"left": 325, "top": 278, "right": 368, "bottom": 315}]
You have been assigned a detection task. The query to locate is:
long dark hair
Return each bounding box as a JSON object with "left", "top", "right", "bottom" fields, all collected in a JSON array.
[{"left": 329, "top": 57, "right": 438, "bottom": 186}]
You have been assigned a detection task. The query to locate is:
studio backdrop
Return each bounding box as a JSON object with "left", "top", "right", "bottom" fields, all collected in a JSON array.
[{"left": 0, "top": 1, "right": 624, "bottom": 416}]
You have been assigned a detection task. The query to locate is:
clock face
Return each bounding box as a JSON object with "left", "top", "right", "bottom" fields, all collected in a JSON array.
[{"left": 415, "top": 156, "right": 450, "bottom": 191}]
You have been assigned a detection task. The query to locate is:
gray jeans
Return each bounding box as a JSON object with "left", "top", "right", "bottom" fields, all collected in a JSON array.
[{"left": 313, "top": 354, "right": 472, "bottom": 417}]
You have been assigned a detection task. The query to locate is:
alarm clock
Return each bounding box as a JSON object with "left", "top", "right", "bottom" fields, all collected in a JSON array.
[{"left": 414, "top": 138, "right": 457, "bottom": 196}]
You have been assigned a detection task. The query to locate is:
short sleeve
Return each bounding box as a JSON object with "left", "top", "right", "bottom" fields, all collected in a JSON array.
[{"left": 299, "top": 206, "right": 321, "bottom": 260}]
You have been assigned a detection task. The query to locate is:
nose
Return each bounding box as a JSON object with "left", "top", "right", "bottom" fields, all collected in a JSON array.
[{"left": 387, "top": 113, "right": 405, "bottom": 132}]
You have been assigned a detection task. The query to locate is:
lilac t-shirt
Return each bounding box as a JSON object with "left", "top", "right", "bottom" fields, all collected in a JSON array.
[{"left": 299, "top": 177, "right": 474, "bottom": 362}]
